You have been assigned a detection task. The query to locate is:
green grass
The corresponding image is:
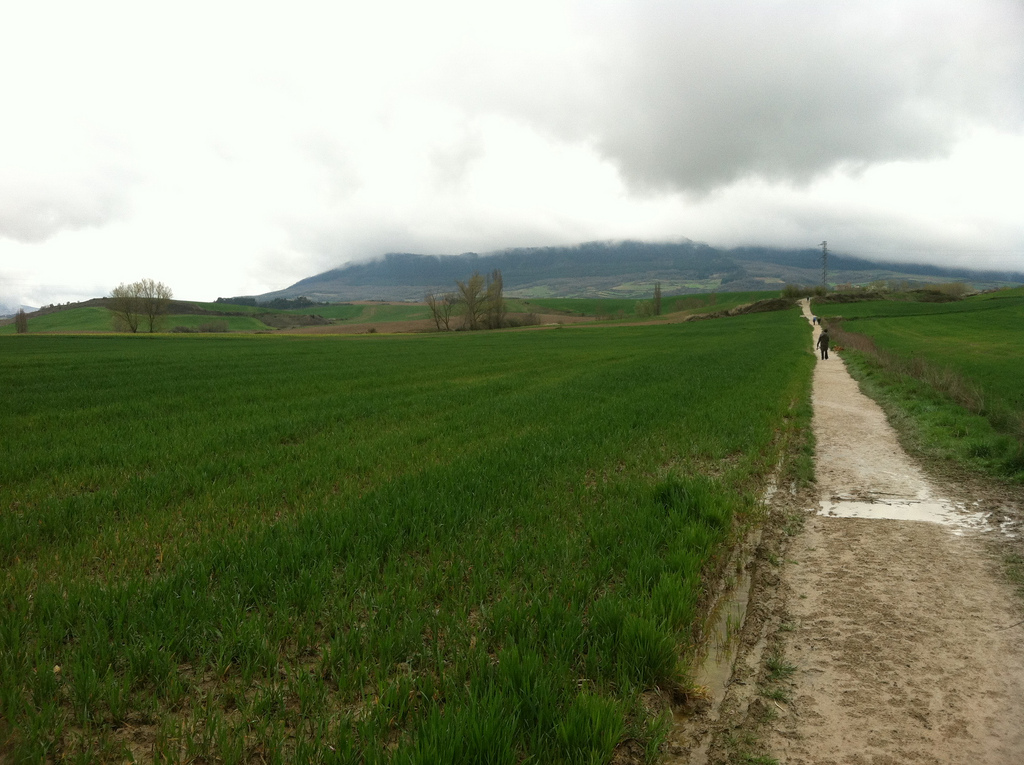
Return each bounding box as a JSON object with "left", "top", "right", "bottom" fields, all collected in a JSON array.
[
  {"left": 1, "top": 312, "right": 813, "bottom": 762},
  {"left": 0, "top": 307, "right": 116, "bottom": 334},
  {"left": 519, "top": 291, "right": 779, "bottom": 320},
  {"left": 764, "top": 654, "right": 796, "bottom": 682},
  {"left": 815, "top": 289, "right": 1024, "bottom": 323},
  {"left": 8, "top": 291, "right": 785, "bottom": 336},
  {"left": 195, "top": 302, "right": 430, "bottom": 322},
  {"left": 667, "top": 291, "right": 780, "bottom": 315},
  {"left": 520, "top": 298, "right": 641, "bottom": 317},
  {"left": 759, "top": 651, "right": 795, "bottom": 704},
  {"left": 191, "top": 301, "right": 414, "bottom": 322},
  {"left": 737, "top": 755, "right": 780, "bottom": 765},
  {"left": 853, "top": 313, "right": 1021, "bottom": 408},
  {"left": 338, "top": 304, "right": 431, "bottom": 322},
  {"left": 305, "top": 303, "right": 373, "bottom": 320},
  {"left": 818, "top": 292, "right": 1024, "bottom": 481},
  {"left": 191, "top": 301, "right": 351, "bottom": 318},
  {"left": 165, "top": 314, "right": 275, "bottom": 332},
  {"left": 6, "top": 302, "right": 433, "bottom": 334}
]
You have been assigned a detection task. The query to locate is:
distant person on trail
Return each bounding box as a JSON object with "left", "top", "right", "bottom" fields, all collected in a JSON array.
[{"left": 817, "top": 328, "right": 831, "bottom": 360}]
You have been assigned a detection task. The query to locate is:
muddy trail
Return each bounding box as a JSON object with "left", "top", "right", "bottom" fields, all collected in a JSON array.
[{"left": 669, "top": 300, "right": 1024, "bottom": 764}]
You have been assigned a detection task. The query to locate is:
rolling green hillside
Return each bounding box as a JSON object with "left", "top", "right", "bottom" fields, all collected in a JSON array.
[
  {"left": 3, "top": 291, "right": 786, "bottom": 334},
  {"left": 165, "top": 315, "right": 274, "bottom": 332},
  {"left": 0, "top": 307, "right": 115, "bottom": 333}
]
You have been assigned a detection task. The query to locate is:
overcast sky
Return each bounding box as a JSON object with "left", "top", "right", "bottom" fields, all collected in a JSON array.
[{"left": 2, "top": 0, "right": 1022, "bottom": 308}]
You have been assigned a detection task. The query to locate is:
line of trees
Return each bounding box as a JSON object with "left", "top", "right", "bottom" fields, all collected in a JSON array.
[
  {"left": 109, "top": 279, "right": 173, "bottom": 333},
  {"left": 426, "top": 269, "right": 506, "bottom": 331},
  {"left": 635, "top": 281, "right": 663, "bottom": 318}
]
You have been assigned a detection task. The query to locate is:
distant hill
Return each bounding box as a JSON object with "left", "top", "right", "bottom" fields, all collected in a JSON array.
[
  {"left": 0, "top": 303, "right": 39, "bottom": 319},
  {"left": 242, "top": 241, "right": 1024, "bottom": 303}
]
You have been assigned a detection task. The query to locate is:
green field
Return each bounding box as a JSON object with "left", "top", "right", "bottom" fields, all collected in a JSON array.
[
  {"left": 2, "top": 302, "right": 438, "bottom": 335},
  {"left": 192, "top": 302, "right": 428, "bottom": 323},
  {"left": 1, "top": 310, "right": 812, "bottom": 762},
  {"left": 816, "top": 290, "right": 1024, "bottom": 479},
  {"left": 166, "top": 315, "right": 275, "bottom": 332},
  {"left": 519, "top": 298, "right": 640, "bottom": 317},
  {"left": 175, "top": 302, "right": 426, "bottom": 325},
  {"left": 664, "top": 291, "right": 779, "bottom": 316},
  {"left": 4, "top": 291, "right": 787, "bottom": 336},
  {"left": 333, "top": 304, "right": 431, "bottom": 323},
  {"left": 520, "top": 292, "right": 778, "bottom": 319}
]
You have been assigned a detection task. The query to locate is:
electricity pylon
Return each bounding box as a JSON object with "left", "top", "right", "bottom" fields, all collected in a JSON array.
[{"left": 819, "top": 241, "right": 828, "bottom": 289}]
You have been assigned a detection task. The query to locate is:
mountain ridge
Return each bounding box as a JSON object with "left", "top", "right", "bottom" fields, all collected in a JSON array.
[{"left": 244, "top": 241, "right": 1024, "bottom": 303}]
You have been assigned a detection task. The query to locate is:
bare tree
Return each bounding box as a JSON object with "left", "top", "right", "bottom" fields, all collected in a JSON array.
[
  {"left": 426, "top": 291, "right": 442, "bottom": 330},
  {"left": 109, "top": 279, "right": 173, "bottom": 333},
  {"left": 456, "top": 271, "right": 487, "bottom": 330},
  {"left": 426, "top": 290, "right": 457, "bottom": 331},
  {"left": 109, "top": 282, "right": 143, "bottom": 332},
  {"left": 14, "top": 308, "right": 28, "bottom": 333},
  {"left": 485, "top": 269, "right": 505, "bottom": 329},
  {"left": 653, "top": 281, "right": 662, "bottom": 316},
  {"left": 139, "top": 278, "right": 173, "bottom": 332},
  {"left": 443, "top": 293, "right": 458, "bottom": 328}
]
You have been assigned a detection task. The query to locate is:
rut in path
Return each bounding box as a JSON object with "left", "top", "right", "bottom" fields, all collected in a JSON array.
[{"left": 762, "top": 302, "right": 1024, "bottom": 764}]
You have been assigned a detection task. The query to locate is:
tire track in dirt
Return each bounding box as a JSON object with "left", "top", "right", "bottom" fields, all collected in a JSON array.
[{"left": 761, "top": 301, "right": 1024, "bottom": 763}]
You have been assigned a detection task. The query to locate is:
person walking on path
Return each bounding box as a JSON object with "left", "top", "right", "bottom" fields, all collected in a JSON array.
[{"left": 817, "top": 328, "right": 831, "bottom": 360}]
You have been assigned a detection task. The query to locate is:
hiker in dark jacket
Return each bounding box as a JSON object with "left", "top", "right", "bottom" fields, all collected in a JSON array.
[{"left": 817, "top": 329, "right": 830, "bottom": 360}]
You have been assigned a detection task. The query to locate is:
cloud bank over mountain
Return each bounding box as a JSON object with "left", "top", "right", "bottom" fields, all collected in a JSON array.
[{"left": 1, "top": 0, "right": 1022, "bottom": 305}]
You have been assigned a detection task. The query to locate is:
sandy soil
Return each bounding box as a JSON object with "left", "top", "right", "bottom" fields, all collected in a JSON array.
[{"left": 748, "top": 301, "right": 1024, "bottom": 763}]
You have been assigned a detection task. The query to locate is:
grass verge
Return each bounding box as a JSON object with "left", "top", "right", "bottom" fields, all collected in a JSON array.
[{"left": 829, "top": 323, "right": 1023, "bottom": 482}]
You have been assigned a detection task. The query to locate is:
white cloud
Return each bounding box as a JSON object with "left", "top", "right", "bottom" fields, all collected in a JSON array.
[{"left": 0, "top": 0, "right": 1022, "bottom": 305}]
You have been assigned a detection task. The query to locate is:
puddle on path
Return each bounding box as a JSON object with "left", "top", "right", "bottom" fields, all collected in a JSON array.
[
  {"left": 693, "top": 567, "right": 754, "bottom": 706},
  {"left": 678, "top": 565, "right": 755, "bottom": 765},
  {"left": 675, "top": 530, "right": 761, "bottom": 765},
  {"left": 817, "top": 496, "right": 995, "bottom": 535}
]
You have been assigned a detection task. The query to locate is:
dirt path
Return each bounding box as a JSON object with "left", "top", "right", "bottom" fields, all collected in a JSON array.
[{"left": 750, "top": 302, "right": 1024, "bottom": 763}]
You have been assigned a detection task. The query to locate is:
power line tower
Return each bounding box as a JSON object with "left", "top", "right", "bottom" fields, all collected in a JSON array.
[{"left": 819, "top": 241, "right": 828, "bottom": 290}]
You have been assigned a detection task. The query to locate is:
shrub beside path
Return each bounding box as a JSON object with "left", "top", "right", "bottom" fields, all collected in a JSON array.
[{"left": 757, "top": 301, "right": 1024, "bottom": 763}]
